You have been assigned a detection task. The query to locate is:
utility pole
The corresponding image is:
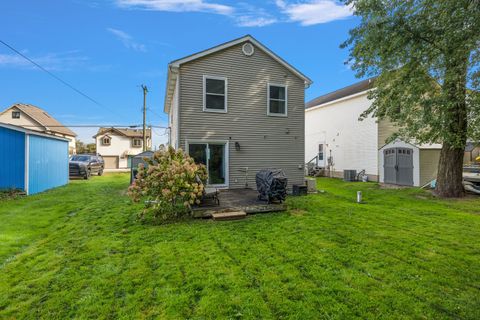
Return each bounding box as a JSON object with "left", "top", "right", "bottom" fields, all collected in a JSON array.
[{"left": 141, "top": 85, "right": 148, "bottom": 152}]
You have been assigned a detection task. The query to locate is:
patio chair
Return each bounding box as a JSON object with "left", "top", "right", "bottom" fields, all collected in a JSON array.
[{"left": 195, "top": 175, "right": 220, "bottom": 206}]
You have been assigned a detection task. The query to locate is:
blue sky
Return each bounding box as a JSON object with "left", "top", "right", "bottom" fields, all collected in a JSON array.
[{"left": 0, "top": 0, "right": 360, "bottom": 146}]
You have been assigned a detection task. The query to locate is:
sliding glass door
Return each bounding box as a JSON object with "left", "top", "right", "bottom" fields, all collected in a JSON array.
[{"left": 188, "top": 142, "right": 227, "bottom": 186}]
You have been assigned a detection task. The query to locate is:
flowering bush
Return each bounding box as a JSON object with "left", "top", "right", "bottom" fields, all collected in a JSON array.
[{"left": 128, "top": 146, "right": 207, "bottom": 222}]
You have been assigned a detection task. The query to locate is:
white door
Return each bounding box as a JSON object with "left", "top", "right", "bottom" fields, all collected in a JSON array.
[
  {"left": 317, "top": 143, "right": 326, "bottom": 167},
  {"left": 188, "top": 142, "right": 228, "bottom": 187}
]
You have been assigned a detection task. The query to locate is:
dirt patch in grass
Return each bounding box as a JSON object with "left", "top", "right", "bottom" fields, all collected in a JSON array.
[
  {"left": 288, "top": 208, "right": 307, "bottom": 216},
  {"left": 0, "top": 189, "right": 24, "bottom": 200},
  {"left": 379, "top": 183, "right": 413, "bottom": 190}
]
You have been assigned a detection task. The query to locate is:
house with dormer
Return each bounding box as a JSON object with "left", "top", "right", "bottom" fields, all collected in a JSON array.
[{"left": 94, "top": 127, "right": 151, "bottom": 169}]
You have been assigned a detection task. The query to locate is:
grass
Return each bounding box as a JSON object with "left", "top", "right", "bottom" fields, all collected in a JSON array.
[{"left": 1, "top": 173, "right": 479, "bottom": 319}]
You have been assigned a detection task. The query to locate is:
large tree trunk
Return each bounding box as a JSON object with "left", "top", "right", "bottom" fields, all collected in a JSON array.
[
  {"left": 436, "top": 144, "right": 465, "bottom": 197},
  {"left": 435, "top": 53, "right": 468, "bottom": 198}
]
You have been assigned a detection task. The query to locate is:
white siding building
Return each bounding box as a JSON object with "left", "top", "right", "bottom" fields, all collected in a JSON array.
[
  {"left": 94, "top": 128, "right": 151, "bottom": 169},
  {"left": 306, "top": 91, "right": 379, "bottom": 179},
  {"left": 305, "top": 79, "right": 441, "bottom": 186}
]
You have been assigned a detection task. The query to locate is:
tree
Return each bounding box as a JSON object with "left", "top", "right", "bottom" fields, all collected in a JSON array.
[
  {"left": 75, "top": 140, "right": 96, "bottom": 154},
  {"left": 75, "top": 140, "right": 86, "bottom": 153},
  {"left": 85, "top": 143, "right": 96, "bottom": 154},
  {"left": 341, "top": 0, "right": 480, "bottom": 197}
]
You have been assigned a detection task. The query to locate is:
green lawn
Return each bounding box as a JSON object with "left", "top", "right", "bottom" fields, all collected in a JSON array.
[{"left": 1, "top": 174, "right": 479, "bottom": 319}]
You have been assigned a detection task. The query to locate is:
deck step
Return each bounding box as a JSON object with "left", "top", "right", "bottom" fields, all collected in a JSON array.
[{"left": 212, "top": 211, "right": 247, "bottom": 221}]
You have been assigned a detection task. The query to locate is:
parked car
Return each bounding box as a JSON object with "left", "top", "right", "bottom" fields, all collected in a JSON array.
[{"left": 69, "top": 154, "right": 104, "bottom": 179}]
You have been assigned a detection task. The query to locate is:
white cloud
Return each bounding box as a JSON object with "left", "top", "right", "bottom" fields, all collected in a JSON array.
[
  {"left": 276, "top": 0, "right": 352, "bottom": 26},
  {"left": 112, "top": 0, "right": 350, "bottom": 27},
  {"left": 236, "top": 15, "right": 277, "bottom": 27},
  {"left": 0, "top": 50, "right": 88, "bottom": 71},
  {"left": 114, "top": 0, "right": 234, "bottom": 15},
  {"left": 232, "top": 2, "right": 277, "bottom": 27},
  {"left": 107, "top": 28, "right": 147, "bottom": 52}
]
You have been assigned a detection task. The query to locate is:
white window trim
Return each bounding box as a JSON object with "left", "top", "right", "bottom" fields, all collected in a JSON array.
[
  {"left": 102, "top": 136, "right": 111, "bottom": 146},
  {"left": 267, "top": 83, "right": 288, "bottom": 117},
  {"left": 132, "top": 138, "right": 142, "bottom": 147},
  {"left": 203, "top": 75, "right": 228, "bottom": 113}
]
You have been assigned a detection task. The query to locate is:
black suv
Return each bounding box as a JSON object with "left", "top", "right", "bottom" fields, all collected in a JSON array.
[{"left": 69, "top": 154, "right": 104, "bottom": 179}]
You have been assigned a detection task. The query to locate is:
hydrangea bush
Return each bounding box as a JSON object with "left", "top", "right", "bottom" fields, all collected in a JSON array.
[{"left": 128, "top": 146, "right": 207, "bottom": 222}]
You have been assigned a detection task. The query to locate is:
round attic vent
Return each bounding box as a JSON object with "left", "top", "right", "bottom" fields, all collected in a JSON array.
[{"left": 242, "top": 43, "right": 255, "bottom": 56}]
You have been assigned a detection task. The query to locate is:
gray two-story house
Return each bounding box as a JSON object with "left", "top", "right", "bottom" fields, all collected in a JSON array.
[{"left": 164, "top": 35, "right": 312, "bottom": 189}]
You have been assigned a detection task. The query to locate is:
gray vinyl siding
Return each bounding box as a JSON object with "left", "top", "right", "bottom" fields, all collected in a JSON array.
[{"left": 178, "top": 42, "right": 305, "bottom": 189}]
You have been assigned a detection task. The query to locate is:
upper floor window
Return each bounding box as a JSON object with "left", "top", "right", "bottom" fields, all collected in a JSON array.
[
  {"left": 204, "top": 76, "right": 227, "bottom": 112},
  {"left": 102, "top": 136, "right": 111, "bottom": 146},
  {"left": 268, "top": 84, "right": 287, "bottom": 116},
  {"left": 12, "top": 111, "right": 20, "bottom": 119},
  {"left": 132, "top": 138, "right": 142, "bottom": 147}
]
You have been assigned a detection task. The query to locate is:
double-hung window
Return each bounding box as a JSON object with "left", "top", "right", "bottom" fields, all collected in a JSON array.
[
  {"left": 204, "top": 76, "right": 227, "bottom": 112},
  {"left": 132, "top": 138, "right": 142, "bottom": 147},
  {"left": 268, "top": 84, "right": 287, "bottom": 116}
]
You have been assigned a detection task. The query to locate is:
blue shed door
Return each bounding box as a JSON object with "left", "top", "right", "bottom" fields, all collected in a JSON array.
[
  {"left": 28, "top": 135, "right": 69, "bottom": 194},
  {"left": 0, "top": 126, "right": 25, "bottom": 191}
]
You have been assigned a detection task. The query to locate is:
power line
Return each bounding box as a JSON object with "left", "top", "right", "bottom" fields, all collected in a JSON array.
[
  {"left": 17, "top": 124, "right": 169, "bottom": 128},
  {"left": 0, "top": 39, "right": 103, "bottom": 107},
  {"left": 1, "top": 39, "right": 169, "bottom": 127},
  {"left": 151, "top": 127, "right": 169, "bottom": 136},
  {"left": 147, "top": 107, "right": 164, "bottom": 119},
  {"left": 0, "top": 39, "right": 130, "bottom": 121}
]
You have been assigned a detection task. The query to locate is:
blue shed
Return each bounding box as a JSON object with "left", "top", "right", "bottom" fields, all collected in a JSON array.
[{"left": 0, "top": 123, "right": 69, "bottom": 195}]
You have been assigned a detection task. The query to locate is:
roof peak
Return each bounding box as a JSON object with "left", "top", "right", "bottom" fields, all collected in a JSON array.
[
  {"left": 1, "top": 103, "right": 76, "bottom": 137},
  {"left": 164, "top": 35, "right": 312, "bottom": 113}
]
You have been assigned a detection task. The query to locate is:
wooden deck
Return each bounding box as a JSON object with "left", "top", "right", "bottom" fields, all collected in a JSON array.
[
  {"left": 212, "top": 211, "right": 247, "bottom": 221},
  {"left": 192, "top": 188, "right": 286, "bottom": 218}
]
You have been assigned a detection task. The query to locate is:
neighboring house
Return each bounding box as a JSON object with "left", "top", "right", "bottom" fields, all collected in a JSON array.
[
  {"left": 164, "top": 35, "right": 312, "bottom": 189},
  {"left": 94, "top": 127, "right": 152, "bottom": 169},
  {"left": 305, "top": 78, "right": 442, "bottom": 187},
  {"left": 0, "top": 103, "right": 77, "bottom": 155},
  {"left": 0, "top": 123, "right": 69, "bottom": 195},
  {"left": 464, "top": 142, "right": 480, "bottom": 165}
]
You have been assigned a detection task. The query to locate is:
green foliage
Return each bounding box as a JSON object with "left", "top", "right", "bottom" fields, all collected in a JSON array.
[
  {"left": 128, "top": 146, "right": 207, "bottom": 222},
  {"left": 1, "top": 174, "right": 480, "bottom": 318},
  {"left": 341, "top": 0, "right": 480, "bottom": 147}
]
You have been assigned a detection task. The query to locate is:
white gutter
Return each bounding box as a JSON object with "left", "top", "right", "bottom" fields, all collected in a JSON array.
[{"left": 24, "top": 133, "right": 29, "bottom": 195}]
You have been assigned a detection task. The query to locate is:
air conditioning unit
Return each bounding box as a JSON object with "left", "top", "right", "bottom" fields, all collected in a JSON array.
[{"left": 344, "top": 170, "right": 357, "bottom": 182}]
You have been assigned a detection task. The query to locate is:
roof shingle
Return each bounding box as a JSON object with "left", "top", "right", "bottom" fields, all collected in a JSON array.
[
  {"left": 2, "top": 103, "right": 76, "bottom": 136},
  {"left": 306, "top": 78, "right": 375, "bottom": 109}
]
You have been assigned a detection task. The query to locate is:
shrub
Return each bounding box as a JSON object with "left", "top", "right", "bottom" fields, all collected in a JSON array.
[{"left": 128, "top": 146, "right": 207, "bottom": 222}]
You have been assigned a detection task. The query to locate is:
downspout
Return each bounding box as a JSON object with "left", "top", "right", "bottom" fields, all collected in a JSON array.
[{"left": 174, "top": 67, "right": 180, "bottom": 150}]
